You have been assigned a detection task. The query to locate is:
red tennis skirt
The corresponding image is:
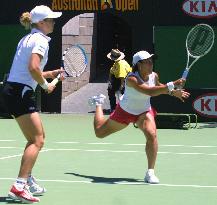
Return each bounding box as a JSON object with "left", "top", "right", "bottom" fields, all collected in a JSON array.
[{"left": 109, "top": 103, "right": 157, "bottom": 125}]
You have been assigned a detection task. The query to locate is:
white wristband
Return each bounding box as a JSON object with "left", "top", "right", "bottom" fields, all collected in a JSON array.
[
  {"left": 166, "top": 82, "right": 174, "bottom": 92},
  {"left": 40, "top": 79, "right": 49, "bottom": 90}
]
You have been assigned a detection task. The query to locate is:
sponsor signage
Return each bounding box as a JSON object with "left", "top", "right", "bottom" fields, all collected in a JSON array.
[
  {"left": 193, "top": 93, "right": 217, "bottom": 118},
  {"left": 52, "top": 0, "right": 139, "bottom": 12},
  {"left": 182, "top": 0, "right": 217, "bottom": 18}
]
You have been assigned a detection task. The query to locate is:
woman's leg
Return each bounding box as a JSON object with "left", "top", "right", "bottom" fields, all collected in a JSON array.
[
  {"left": 136, "top": 112, "right": 157, "bottom": 169},
  {"left": 8, "top": 112, "right": 43, "bottom": 202},
  {"left": 94, "top": 105, "right": 128, "bottom": 138},
  {"left": 15, "top": 112, "right": 45, "bottom": 179},
  {"left": 136, "top": 112, "right": 159, "bottom": 184}
]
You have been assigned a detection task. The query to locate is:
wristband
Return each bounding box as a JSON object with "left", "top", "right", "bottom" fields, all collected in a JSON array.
[
  {"left": 166, "top": 82, "right": 175, "bottom": 92},
  {"left": 40, "top": 79, "right": 48, "bottom": 90}
]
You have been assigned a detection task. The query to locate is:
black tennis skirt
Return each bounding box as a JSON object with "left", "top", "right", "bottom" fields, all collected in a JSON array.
[{"left": 1, "top": 82, "right": 38, "bottom": 118}]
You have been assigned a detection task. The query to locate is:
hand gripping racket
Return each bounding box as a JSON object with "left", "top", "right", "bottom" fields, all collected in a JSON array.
[
  {"left": 51, "top": 44, "right": 88, "bottom": 85},
  {"left": 181, "top": 24, "right": 214, "bottom": 80}
]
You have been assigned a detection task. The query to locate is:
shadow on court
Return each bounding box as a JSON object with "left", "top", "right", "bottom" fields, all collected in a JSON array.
[
  {"left": 65, "top": 172, "right": 144, "bottom": 184},
  {"left": 0, "top": 197, "right": 20, "bottom": 204}
]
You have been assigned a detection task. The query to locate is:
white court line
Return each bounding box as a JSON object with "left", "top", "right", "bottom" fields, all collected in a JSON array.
[
  {"left": 53, "top": 142, "right": 217, "bottom": 148},
  {"left": 87, "top": 142, "right": 115, "bottom": 145},
  {"left": 48, "top": 148, "right": 81, "bottom": 151},
  {"left": 116, "top": 182, "right": 217, "bottom": 188},
  {"left": 0, "top": 147, "right": 217, "bottom": 157},
  {"left": 1, "top": 146, "right": 217, "bottom": 156},
  {"left": 46, "top": 148, "right": 217, "bottom": 156},
  {"left": 54, "top": 142, "right": 80, "bottom": 144},
  {"left": 0, "top": 177, "right": 216, "bottom": 188},
  {"left": 0, "top": 149, "right": 50, "bottom": 160},
  {"left": 126, "top": 144, "right": 217, "bottom": 148},
  {"left": 124, "top": 144, "right": 146, "bottom": 146},
  {"left": 0, "top": 147, "right": 22, "bottom": 149},
  {"left": 0, "top": 153, "right": 23, "bottom": 160},
  {"left": 0, "top": 140, "right": 16, "bottom": 142},
  {"left": 84, "top": 149, "right": 138, "bottom": 153}
]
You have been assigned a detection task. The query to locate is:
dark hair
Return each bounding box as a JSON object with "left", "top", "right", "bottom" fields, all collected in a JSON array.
[{"left": 132, "top": 61, "right": 142, "bottom": 73}]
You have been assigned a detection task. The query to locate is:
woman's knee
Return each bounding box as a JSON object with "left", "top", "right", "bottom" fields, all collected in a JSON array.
[
  {"left": 144, "top": 129, "right": 157, "bottom": 143},
  {"left": 33, "top": 132, "right": 45, "bottom": 149}
]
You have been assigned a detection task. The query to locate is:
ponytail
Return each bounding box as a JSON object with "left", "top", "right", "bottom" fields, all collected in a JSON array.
[{"left": 20, "top": 12, "right": 31, "bottom": 30}]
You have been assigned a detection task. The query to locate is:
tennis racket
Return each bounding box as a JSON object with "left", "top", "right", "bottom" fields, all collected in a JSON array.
[
  {"left": 51, "top": 44, "right": 88, "bottom": 85},
  {"left": 181, "top": 24, "right": 214, "bottom": 81}
]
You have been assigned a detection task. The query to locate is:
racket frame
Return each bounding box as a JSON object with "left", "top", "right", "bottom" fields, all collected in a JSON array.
[
  {"left": 51, "top": 44, "right": 88, "bottom": 85},
  {"left": 182, "top": 24, "right": 215, "bottom": 79}
]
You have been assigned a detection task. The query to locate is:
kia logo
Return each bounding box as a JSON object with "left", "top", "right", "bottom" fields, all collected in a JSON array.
[
  {"left": 193, "top": 93, "right": 217, "bottom": 118},
  {"left": 182, "top": 0, "right": 217, "bottom": 18}
]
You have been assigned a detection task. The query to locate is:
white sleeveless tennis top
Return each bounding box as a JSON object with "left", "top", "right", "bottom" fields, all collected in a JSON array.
[
  {"left": 120, "top": 72, "right": 156, "bottom": 115},
  {"left": 7, "top": 28, "right": 51, "bottom": 90}
]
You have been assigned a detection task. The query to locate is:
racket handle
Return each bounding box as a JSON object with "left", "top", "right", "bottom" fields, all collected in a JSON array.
[
  {"left": 51, "top": 74, "right": 61, "bottom": 86},
  {"left": 182, "top": 69, "right": 189, "bottom": 80}
]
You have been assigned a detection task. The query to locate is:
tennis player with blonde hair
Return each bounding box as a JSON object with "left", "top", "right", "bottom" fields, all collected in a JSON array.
[
  {"left": 89, "top": 50, "right": 190, "bottom": 184},
  {"left": 2, "top": 5, "right": 63, "bottom": 203}
]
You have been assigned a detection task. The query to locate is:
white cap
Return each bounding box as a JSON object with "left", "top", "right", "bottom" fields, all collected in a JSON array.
[
  {"left": 132, "top": 51, "right": 154, "bottom": 65},
  {"left": 30, "top": 5, "right": 62, "bottom": 23}
]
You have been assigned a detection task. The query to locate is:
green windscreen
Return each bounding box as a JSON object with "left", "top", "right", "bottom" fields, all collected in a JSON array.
[
  {"left": 154, "top": 26, "right": 217, "bottom": 89},
  {"left": 0, "top": 25, "right": 27, "bottom": 81}
]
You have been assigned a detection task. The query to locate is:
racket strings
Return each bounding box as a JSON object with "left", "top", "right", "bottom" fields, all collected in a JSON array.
[
  {"left": 64, "top": 47, "right": 87, "bottom": 77},
  {"left": 187, "top": 25, "right": 214, "bottom": 57}
]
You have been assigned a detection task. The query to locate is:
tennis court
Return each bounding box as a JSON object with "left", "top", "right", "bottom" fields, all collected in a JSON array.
[{"left": 0, "top": 114, "right": 217, "bottom": 205}]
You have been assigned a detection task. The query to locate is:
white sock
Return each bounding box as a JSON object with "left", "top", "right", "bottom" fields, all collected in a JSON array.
[
  {"left": 147, "top": 169, "right": 154, "bottom": 175},
  {"left": 14, "top": 178, "right": 27, "bottom": 190}
]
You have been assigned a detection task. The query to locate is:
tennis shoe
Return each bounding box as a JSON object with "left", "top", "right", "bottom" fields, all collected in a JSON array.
[
  {"left": 144, "top": 170, "right": 159, "bottom": 184},
  {"left": 8, "top": 185, "right": 40, "bottom": 203},
  {"left": 88, "top": 94, "right": 106, "bottom": 106},
  {"left": 27, "top": 176, "right": 46, "bottom": 196}
]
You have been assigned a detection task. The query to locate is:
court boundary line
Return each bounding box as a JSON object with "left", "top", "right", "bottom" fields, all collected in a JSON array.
[
  {"left": 2, "top": 140, "right": 217, "bottom": 148},
  {"left": 1, "top": 147, "right": 217, "bottom": 158},
  {"left": 0, "top": 177, "right": 217, "bottom": 189},
  {"left": 0, "top": 149, "right": 50, "bottom": 160}
]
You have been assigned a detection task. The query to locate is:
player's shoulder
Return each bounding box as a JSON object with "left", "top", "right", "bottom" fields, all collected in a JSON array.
[
  {"left": 31, "top": 33, "right": 49, "bottom": 46},
  {"left": 127, "top": 72, "right": 138, "bottom": 82},
  {"left": 151, "top": 72, "right": 159, "bottom": 78},
  {"left": 127, "top": 74, "right": 138, "bottom": 86}
]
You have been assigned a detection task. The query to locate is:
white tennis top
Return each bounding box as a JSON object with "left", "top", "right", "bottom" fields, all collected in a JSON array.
[
  {"left": 7, "top": 28, "right": 51, "bottom": 90},
  {"left": 120, "top": 72, "right": 156, "bottom": 115}
]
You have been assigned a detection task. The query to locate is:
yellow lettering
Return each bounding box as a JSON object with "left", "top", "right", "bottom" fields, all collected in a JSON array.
[
  {"left": 63, "top": 0, "right": 68, "bottom": 10},
  {"left": 122, "top": 0, "right": 128, "bottom": 11},
  {"left": 128, "top": 0, "right": 134, "bottom": 11},
  {"left": 71, "top": 0, "right": 75, "bottom": 10},
  {"left": 75, "top": 0, "right": 80, "bottom": 10},
  {"left": 80, "top": 0, "right": 84, "bottom": 10},
  {"left": 135, "top": 0, "right": 138, "bottom": 11},
  {"left": 86, "top": 0, "right": 91, "bottom": 10},
  {"left": 58, "top": 0, "right": 63, "bottom": 10},
  {"left": 115, "top": 0, "right": 121, "bottom": 10},
  {"left": 92, "top": 0, "right": 98, "bottom": 10},
  {"left": 52, "top": 0, "right": 58, "bottom": 10}
]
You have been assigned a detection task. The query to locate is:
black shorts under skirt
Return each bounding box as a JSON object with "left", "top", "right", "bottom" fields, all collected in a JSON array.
[{"left": 1, "top": 82, "right": 38, "bottom": 118}]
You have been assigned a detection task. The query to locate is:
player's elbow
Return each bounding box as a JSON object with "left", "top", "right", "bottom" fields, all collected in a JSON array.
[{"left": 28, "top": 65, "right": 38, "bottom": 74}]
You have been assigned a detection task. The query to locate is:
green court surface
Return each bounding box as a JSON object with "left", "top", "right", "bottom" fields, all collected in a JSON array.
[{"left": 0, "top": 114, "right": 217, "bottom": 205}]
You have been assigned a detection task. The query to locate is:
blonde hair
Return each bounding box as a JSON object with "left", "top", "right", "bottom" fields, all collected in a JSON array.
[{"left": 20, "top": 12, "right": 31, "bottom": 30}]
